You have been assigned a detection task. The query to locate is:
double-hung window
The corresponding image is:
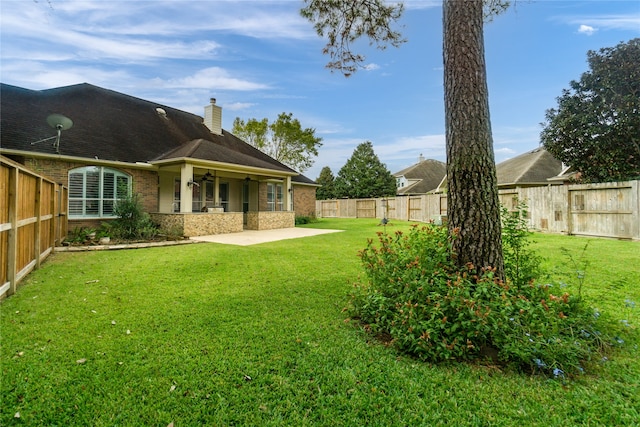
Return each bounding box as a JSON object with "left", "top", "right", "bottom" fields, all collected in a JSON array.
[
  {"left": 266, "top": 182, "right": 284, "bottom": 211},
  {"left": 68, "top": 166, "right": 131, "bottom": 218}
]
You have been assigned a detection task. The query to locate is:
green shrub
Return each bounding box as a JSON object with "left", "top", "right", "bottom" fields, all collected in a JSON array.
[
  {"left": 347, "top": 224, "right": 617, "bottom": 377},
  {"left": 111, "top": 193, "right": 159, "bottom": 240},
  {"left": 295, "top": 215, "right": 317, "bottom": 225}
]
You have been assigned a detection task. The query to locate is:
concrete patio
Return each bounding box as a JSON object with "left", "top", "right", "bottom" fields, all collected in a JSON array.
[{"left": 190, "top": 227, "right": 343, "bottom": 246}]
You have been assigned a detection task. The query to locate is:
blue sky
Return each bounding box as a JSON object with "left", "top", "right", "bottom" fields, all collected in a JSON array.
[{"left": 1, "top": 1, "right": 638, "bottom": 179}]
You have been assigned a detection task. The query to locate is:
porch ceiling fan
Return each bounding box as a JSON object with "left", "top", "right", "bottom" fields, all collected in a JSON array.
[{"left": 201, "top": 170, "right": 214, "bottom": 182}]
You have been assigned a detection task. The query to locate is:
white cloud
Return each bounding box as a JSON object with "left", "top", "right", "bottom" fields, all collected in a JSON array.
[
  {"left": 491, "top": 125, "right": 542, "bottom": 163},
  {"left": 558, "top": 13, "right": 640, "bottom": 33},
  {"left": 0, "top": 0, "right": 314, "bottom": 69},
  {"left": 9, "top": 0, "right": 315, "bottom": 41},
  {"left": 377, "top": 134, "right": 446, "bottom": 171},
  {"left": 160, "top": 67, "right": 270, "bottom": 91},
  {"left": 307, "top": 137, "right": 366, "bottom": 178},
  {"left": 578, "top": 24, "right": 597, "bottom": 35},
  {"left": 364, "top": 63, "right": 381, "bottom": 71},
  {"left": 224, "top": 102, "right": 256, "bottom": 111},
  {"left": 403, "top": 1, "right": 441, "bottom": 11},
  {"left": 584, "top": 15, "right": 640, "bottom": 31},
  {"left": 0, "top": 61, "right": 134, "bottom": 90},
  {"left": 494, "top": 147, "right": 517, "bottom": 156},
  {"left": 309, "top": 133, "right": 446, "bottom": 179}
]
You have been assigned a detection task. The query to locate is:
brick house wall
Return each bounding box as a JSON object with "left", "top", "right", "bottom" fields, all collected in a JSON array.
[
  {"left": 258, "top": 181, "right": 268, "bottom": 212},
  {"left": 293, "top": 185, "right": 317, "bottom": 217},
  {"left": 257, "top": 181, "right": 317, "bottom": 217},
  {"left": 20, "top": 157, "right": 158, "bottom": 229},
  {"left": 9, "top": 155, "right": 316, "bottom": 233}
]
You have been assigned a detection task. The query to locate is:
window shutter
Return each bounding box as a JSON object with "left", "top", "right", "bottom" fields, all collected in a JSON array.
[
  {"left": 68, "top": 167, "right": 131, "bottom": 218},
  {"left": 68, "top": 172, "right": 84, "bottom": 216},
  {"left": 69, "top": 172, "right": 83, "bottom": 198}
]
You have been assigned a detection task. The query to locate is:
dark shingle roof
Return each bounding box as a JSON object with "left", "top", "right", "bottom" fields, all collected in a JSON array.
[
  {"left": 394, "top": 159, "right": 446, "bottom": 194},
  {"left": 496, "top": 148, "right": 562, "bottom": 186},
  {"left": 1, "top": 82, "right": 315, "bottom": 184}
]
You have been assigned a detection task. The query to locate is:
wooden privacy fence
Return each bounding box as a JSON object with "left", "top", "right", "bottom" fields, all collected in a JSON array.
[
  {"left": 317, "top": 194, "right": 448, "bottom": 224},
  {"left": 316, "top": 180, "right": 640, "bottom": 240},
  {"left": 1, "top": 156, "right": 68, "bottom": 299}
]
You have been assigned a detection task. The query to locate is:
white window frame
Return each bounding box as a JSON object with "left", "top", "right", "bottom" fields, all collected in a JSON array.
[
  {"left": 68, "top": 166, "right": 131, "bottom": 218},
  {"left": 267, "top": 182, "right": 284, "bottom": 211}
]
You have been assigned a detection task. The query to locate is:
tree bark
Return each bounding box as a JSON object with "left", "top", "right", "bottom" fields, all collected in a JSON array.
[{"left": 443, "top": 0, "right": 504, "bottom": 278}]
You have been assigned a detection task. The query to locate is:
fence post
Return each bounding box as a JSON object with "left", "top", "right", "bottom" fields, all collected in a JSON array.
[
  {"left": 49, "top": 181, "right": 56, "bottom": 249},
  {"left": 34, "top": 176, "right": 42, "bottom": 269},
  {"left": 7, "top": 167, "right": 18, "bottom": 296},
  {"left": 567, "top": 187, "right": 573, "bottom": 236}
]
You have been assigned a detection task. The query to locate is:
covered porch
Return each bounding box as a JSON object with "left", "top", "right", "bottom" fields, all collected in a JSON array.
[{"left": 150, "top": 159, "right": 296, "bottom": 237}]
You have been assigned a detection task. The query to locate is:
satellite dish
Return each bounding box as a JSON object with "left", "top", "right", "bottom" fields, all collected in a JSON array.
[
  {"left": 46, "top": 114, "right": 73, "bottom": 131},
  {"left": 31, "top": 113, "right": 73, "bottom": 153}
]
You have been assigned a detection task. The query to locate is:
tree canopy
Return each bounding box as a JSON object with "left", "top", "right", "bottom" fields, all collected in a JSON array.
[
  {"left": 315, "top": 166, "right": 337, "bottom": 200},
  {"left": 232, "top": 112, "right": 322, "bottom": 173},
  {"left": 300, "top": 0, "right": 405, "bottom": 76},
  {"left": 541, "top": 38, "right": 640, "bottom": 183},
  {"left": 335, "top": 141, "right": 396, "bottom": 198}
]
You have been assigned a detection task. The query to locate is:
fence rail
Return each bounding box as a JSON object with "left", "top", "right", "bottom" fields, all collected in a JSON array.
[
  {"left": 1, "top": 155, "right": 68, "bottom": 299},
  {"left": 316, "top": 180, "right": 640, "bottom": 240}
]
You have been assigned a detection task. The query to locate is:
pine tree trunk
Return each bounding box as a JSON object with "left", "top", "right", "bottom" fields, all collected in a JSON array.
[{"left": 443, "top": 0, "right": 504, "bottom": 278}]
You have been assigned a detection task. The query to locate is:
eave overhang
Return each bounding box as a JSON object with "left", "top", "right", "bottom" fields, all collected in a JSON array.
[{"left": 150, "top": 157, "right": 298, "bottom": 178}]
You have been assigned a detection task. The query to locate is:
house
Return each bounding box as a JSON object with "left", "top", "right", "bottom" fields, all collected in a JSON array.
[
  {"left": 495, "top": 147, "right": 563, "bottom": 189},
  {"left": 0, "top": 83, "right": 318, "bottom": 237},
  {"left": 433, "top": 148, "right": 564, "bottom": 193},
  {"left": 393, "top": 155, "right": 446, "bottom": 195}
]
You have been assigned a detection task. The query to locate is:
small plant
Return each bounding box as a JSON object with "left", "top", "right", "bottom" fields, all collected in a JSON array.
[
  {"left": 66, "top": 226, "right": 98, "bottom": 244},
  {"left": 560, "top": 242, "right": 590, "bottom": 299},
  {"left": 500, "top": 198, "right": 542, "bottom": 288},
  {"left": 96, "top": 222, "right": 112, "bottom": 239}
]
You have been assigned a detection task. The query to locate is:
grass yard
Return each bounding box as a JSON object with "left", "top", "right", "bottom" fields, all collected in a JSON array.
[{"left": 1, "top": 218, "right": 638, "bottom": 426}]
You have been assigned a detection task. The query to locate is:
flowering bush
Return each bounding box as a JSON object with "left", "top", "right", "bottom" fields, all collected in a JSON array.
[{"left": 346, "top": 224, "right": 617, "bottom": 376}]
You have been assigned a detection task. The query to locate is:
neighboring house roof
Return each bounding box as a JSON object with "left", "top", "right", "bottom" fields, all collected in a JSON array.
[
  {"left": 394, "top": 158, "right": 446, "bottom": 194},
  {"left": 432, "top": 148, "right": 564, "bottom": 193},
  {"left": 547, "top": 164, "right": 580, "bottom": 183},
  {"left": 496, "top": 148, "right": 563, "bottom": 187},
  {"left": 0, "top": 82, "right": 315, "bottom": 184}
]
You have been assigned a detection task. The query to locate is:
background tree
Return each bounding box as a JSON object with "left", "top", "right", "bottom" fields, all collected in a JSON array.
[
  {"left": 302, "top": 0, "right": 508, "bottom": 277},
  {"left": 232, "top": 112, "right": 323, "bottom": 173},
  {"left": 315, "top": 166, "right": 337, "bottom": 199},
  {"left": 335, "top": 141, "right": 396, "bottom": 198},
  {"left": 541, "top": 38, "right": 640, "bottom": 183}
]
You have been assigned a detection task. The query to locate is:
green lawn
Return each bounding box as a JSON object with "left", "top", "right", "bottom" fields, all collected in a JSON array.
[{"left": 1, "top": 219, "right": 638, "bottom": 426}]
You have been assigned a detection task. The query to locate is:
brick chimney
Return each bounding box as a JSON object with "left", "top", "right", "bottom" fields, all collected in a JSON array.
[{"left": 204, "top": 97, "right": 222, "bottom": 135}]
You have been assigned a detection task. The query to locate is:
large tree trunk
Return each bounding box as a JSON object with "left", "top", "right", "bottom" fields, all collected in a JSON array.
[{"left": 443, "top": 0, "right": 504, "bottom": 278}]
